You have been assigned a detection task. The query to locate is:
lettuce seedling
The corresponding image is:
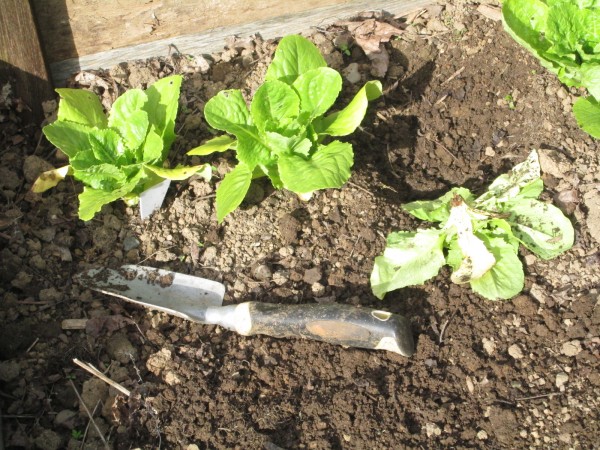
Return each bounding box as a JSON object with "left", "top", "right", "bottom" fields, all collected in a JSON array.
[
  {"left": 33, "top": 75, "right": 211, "bottom": 220},
  {"left": 371, "top": 151, "right": 575, "bottom": 301},
  {"left": 502, "top": 0, "right": 600, "bottom": 137},
  {"left": 188, "top": 34, "right": 382, "bottom": 222}
]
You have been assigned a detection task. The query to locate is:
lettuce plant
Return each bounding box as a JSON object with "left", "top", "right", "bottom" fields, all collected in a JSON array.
[
  {"left": 370, "top": 151, "right": 575, "bottom": 301},
  {"left": 502, "top": 0, "right": 600, "bottom": 137},
  {"left": 188, "top": 35, "right": 382, "bottom": 222},
  {"left": 33, "top": 75, "right": 211, "bottom": 220}
]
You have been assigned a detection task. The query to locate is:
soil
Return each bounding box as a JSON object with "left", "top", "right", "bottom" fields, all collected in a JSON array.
[{"left": 1, "top": 2, "right": 599, "bottom": 449}]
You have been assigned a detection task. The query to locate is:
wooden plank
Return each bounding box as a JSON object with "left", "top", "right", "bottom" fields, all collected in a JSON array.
[
  {"left": 49, "top": 0, "right": 433, "bottom": 86},
  {"left": 0, "top": 0, "right": 54, "bottom": 123},
  {"left": 32, "top": 0, "right": 348, "bottom": 63}
]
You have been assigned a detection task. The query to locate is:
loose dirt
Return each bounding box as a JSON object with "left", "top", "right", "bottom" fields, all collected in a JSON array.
[{"left": 1, "top": 2, "right": 598, "bottom": 449}]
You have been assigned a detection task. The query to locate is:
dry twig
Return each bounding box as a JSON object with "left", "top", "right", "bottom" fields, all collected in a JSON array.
[
  {"left": 68, "top": 379, "right": 110, "bottom": 450},
  {"left": 73, "top": 358, "right": 131, "bottom": 397}
]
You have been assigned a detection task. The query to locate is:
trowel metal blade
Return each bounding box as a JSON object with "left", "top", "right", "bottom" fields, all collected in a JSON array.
[
  {"left": 139, "top": 179, "right": 171, "bottom": 220},
  {"left": 76, "top": 265, "right": 225, "bottom": 322}
]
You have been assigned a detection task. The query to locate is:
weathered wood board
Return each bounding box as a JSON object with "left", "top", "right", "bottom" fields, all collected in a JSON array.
[
  {"left": 0, "top": 0, "right": 54, "bottom": 122},
  {"left": 32, "top": 0, "right": 433, "bottom": 85},
  {"left": 32, "top": 0, "right": 347, "bottom": 61}
]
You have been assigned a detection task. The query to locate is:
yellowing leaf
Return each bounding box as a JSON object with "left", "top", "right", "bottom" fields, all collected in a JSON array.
[{"left": 31, "top": 165, "right": 72, "bottom": 193}]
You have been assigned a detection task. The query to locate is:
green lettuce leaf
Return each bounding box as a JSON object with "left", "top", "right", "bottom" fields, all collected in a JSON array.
[
  {"left": 278, "top": 140, "right": 353, "bottom": 194},
  {"left": 216, "top": 162, "right": 253, "bottom": 223},
  {"left": 42, "top": 121, "right": 93, "bottom": 158},
  {"left": 145, "top": 164, "right": 212, "bottom": 181},
  {"left": 573, "top": 96, "right": 600, "bottom": 137},
  {"left": 78, "top": 170, "right": 145, "bottom": 221},
  {"left": 187, "top": 135, "right": 237, "bottom": 156},
  {"left": 292, "top": 67, "right": 342, "bottom": 122},
  {"left": 371, "top": 229, "right": 446, "bottom": 299},
  {"left": 55, "top": 88, "right": 108, "bottom": 128},
  {"left": 187, "top": 134, "right": 237, "bottom": 156},
  {"left": 144, "top": 75, "right": 182, "bottom": 158},
  {"left": 73, "top": 163, "right": 129, "bottom": 190},
  {"left": 108, "top": 88, "right": 149, "bottom": 151},
  {"left": 265, "top": 35, "right": 327, "bottom": 84},
  {"left": 141, "top": 126, "right": 164, "bottom": 163},
  {"left": 403, "top": 187, "right": 474, "bottom": 222},
  {"left": 250, "top": 80, "right": 300, "bottom": 133},
  {"left": 313, "top": 80, "right": 382, "bottom": 136},
  {"left": 88, "top": 128, "right": 126, "bottom": 164},
  {"left": 204, "top": 90, "right": 271, "bottom": 167},
  {"left": 469, "top": 234, "right": 524, "bottom": 301}
]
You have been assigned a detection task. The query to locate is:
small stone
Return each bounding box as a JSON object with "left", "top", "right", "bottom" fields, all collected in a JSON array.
[
  {"left": 425, "top": 422, "right": 442, "bottom": 437},
  {"left": 123, "top": 236, "right": 140, "bottom": 252},
  {"left": 80, "top": 378, "right": 108, "bottom": 415},
  {"left": 33, "top": 429, "right": 62, "bottom": 450},
  {"left": 477, "top": 430, "right": 488, "bottom": 440},
  {"left": 466, "top": 376, "right": 475, "bottom": 393},
  {"left": 482, "top": 337, "right": 496, "bottom": 355},
  {"left": 311, "top": 282, "right": 326, "bottom": 297},
  {"left": 560, "top": 340, "right": 582, "bottom": 356},
  {"left": 164, "top": 371, "right": 182, "bottom": 385},
  {"left": 194, "top": 55, "right": 212, "bottom": 73},
  {"left": 105, "top": 332, "right": 137, "bottom": 363},
  {"left": 529, "top": 284, "right": 547, "bottom": 304},
  {"left": 538, "top": 149, "right": 570, "bottom": 179},
  {"left": 233, "top": 279, "right": 245, "bottom": 292},
  {"left": 272, "top": 270, "right": 289, "bottom": 286},
  {"left": 147, "top": 348, "right": 172, "bottom": 376},
  {"left": 524, "top": 254, "right": 537, "bottom": 266},
  {"left": 201, "top": 246, "right": 217, "bottom": 265},
  {"left": 11, "top": 271, "right": 33, "bottom": 290},
  {"left": 252, "top": 264, "right": 272, "bottom": 281},
  {"left": 303, "top": 267, "right": 322, "bottom": 284},
  {"left": 485, "top": 147, "right": 495, "bottom": 157},
  {"left": 54, "top": 409, "right": 77, "bottom": 429},
  {"left": 555, "top": 372, "right": 569, "bottom": 388},
  {"left": 34, "top": 227, "right": 56, "bottom": 242},
  {"left": 23, "top": 155, "right": 54, "bottom": 183},
  {"left": 39, "top": 287, "right": 63, "bottom": 302},
  {"left": 555, "top": 189, "right": 579, "bottom": 215},
  {"left": 343, "top": 63, "right": 362, "bottom": 84},
  {"left": 0, "top": 360, "right": 20, "bottom": 382},
  {"left": 508, "top": 344, "right": 524, "bottom": 359},
  {"left": 583, "top": 190, "right": 600, "bottom": 243}
]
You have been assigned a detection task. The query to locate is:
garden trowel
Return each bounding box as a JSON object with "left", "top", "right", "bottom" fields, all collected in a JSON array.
[{"left": 76, "top": 265, "right": 415, "bottom": 357}]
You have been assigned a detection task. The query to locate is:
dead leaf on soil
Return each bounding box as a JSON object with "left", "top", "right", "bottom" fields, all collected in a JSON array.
[
  {"left": 68, "top": 70, "right": 120, "bottom": 110},
  {"left": 477, "top": 5, "right": 502, "bottom": 22},
  {"left": 336, "top": 14, "right": 406, "bottom": 77}
]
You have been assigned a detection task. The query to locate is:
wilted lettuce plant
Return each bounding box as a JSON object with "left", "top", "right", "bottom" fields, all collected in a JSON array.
[{"left": 371, "top": 151, "right": 575, "bottom": 301}]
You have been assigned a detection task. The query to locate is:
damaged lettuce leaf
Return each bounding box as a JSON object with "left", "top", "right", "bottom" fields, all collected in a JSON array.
[
  {"left": 188, "top": 34, "right": 382, "bottom": 223},
  {"left": 371, "top": 150, "right": 575, "bottom": 301},
  {"left": 32, "top": 75, "right": 212, "bottom": 221}
]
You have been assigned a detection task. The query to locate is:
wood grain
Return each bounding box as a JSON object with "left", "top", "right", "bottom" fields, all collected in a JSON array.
[
  {"left": 32, "top": 0, "right": 348, "bottom": 62},
  {"left": 47, "top": 0, "right": 433, "bottom": 86},
  {"left": 0, "top": 0, "right": 54, "bottom": 123}
]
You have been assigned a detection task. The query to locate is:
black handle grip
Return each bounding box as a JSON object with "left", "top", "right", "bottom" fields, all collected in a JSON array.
[{"left": 244, "top": 302, "right": 415, "bottom": 357}]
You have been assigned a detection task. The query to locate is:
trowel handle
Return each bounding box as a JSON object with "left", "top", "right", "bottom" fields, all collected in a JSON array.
[{"left": 207, "top": 302, "right": 415, "bottom": 356}]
